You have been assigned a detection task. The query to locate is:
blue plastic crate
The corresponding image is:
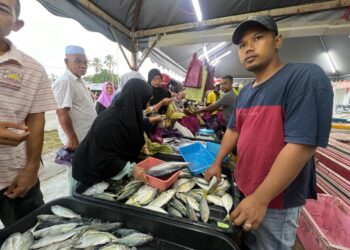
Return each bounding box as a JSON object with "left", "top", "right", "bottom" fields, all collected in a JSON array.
[
  {"left": 179, "top": 142, "right": 214, "bottom": 175},
  {"left": 197, "top": 128, "right": 215, "bottom": 136},
  {"left": 206, "top": 142, "right": 229, "bottom": 163}
]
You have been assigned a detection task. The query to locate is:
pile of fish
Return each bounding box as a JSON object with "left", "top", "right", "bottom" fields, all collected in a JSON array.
[
  {"left": 0, "top": 205, "right": 153, "bottom": 250},
  {"left": 82, "top": 167, "right": 234, "bottom": 224}
]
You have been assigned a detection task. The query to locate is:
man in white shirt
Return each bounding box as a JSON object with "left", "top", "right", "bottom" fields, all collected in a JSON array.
[{"left": 52, "top": 45, "right": 96, "bottom": 150}]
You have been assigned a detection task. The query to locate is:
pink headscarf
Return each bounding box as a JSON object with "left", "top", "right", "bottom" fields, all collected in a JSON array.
[{"left": 97, "top": 82, "right": 115, "bottom": 108}]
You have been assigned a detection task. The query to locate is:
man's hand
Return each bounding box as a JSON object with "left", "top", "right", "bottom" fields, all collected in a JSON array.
[
  {"left": 0, "top": 121, "right": 30, "bottom": 146},
  {"left": 66, "top": 136, "right": 79, "bottom": 151},
  {"left": 204, "top": 163, "right": 222, "bottom": 182},
  {"left": 4, "top": 168, "right": 38, "bottom": 199},
  {"left": 230, "top": 193, "right": 268, "bottom": 231},
  {"left": 133, "top": 166, "right": 148, "bottom": 183}
]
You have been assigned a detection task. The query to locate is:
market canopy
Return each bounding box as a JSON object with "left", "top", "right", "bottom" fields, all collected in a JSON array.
[{"left": 38, "top": 0, "right": 350, "bottom": 77}]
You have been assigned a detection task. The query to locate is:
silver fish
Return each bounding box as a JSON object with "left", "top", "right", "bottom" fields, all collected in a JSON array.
[
  {"left": 117, "top": 233, "right": 153, "bottom": 247},
  {"left": 170, "top": 198, "right": 187, "bottom": 216},
  {"left": 99, "top": 244, "right": 135, "bottom": 250},
  {"left": 30, "top": 231, "right": 77, "bottom": 249},
  {"left": 176, "top": 180, "right": 196, "bottom": 193},
  {"left": 1, "top": 232, "right": 22, "bottom": 250},
  {"left": 146, "top": 162, "right": 189, "bottom": 177},
  {"left": 175, "top": 192, "right": 187, "bottom": 204},
  {"left": 115, "top": 228, "right": 139, "bottom": 238},
  {"left": 51, "top": 205, "right": 81, "bottom": 219},
  {"left": 207, "top": 195, "right": 224, "bottom": 207},
  {"left": 73, "top": 230, "right": 118, "bottom": 248},
  {"left": 199, "top": 197, "right": 210, "bottom": 223},
  {"left": 148, "top": 189, "right": 176, "bottom": 208},
  {"left": 36, "top": 214, "right": 62, "bottom": 223},
  {"left": 186, "top": 199, "right": 198, "bottom": 222},
  {"left": 135, "top": 187, "right": 158, "bottom": 206},
  {"left": 36, "top": 239, "right": 73, "bottom": 250},
  {"left": 207, "top": 176, "right": 218, "bottom": 193},
  {"left": 167, "top": 206, "right": 183, "bottom": 218},
  {"left": 187, "top": 191, "right": 203, "bottom": 202},
  {"left": 33, "top": 223, "right": 80, "bottom": 238},
  {"left": 92, "top": 193, "right": 116, "bottom": 201},
  {"left": 143, "top": 205, "right": 168, "bottom": 214},
  {"left": 17, "top": 231, "right": 34, "bottom": 250},
  {"left": 185, "top": 195, "right": 200, "bottom": 211},
  {"left": 222, "top": 193, "right": 233, "bottom": 221},
  {"left": 117, "top": 180, "right": 143, "bottom": 201},
  {"left": 82, "top": 181, "right": 109, "bottom": 196},
  {"left": 89, "top": 222, "right": 123, "bottom": 232},
  {"left": 172, "top": 178, "right": 189, "bottom": 189},
  {"left": 178, "top": 170, "right": 192, "bottom": 179}
]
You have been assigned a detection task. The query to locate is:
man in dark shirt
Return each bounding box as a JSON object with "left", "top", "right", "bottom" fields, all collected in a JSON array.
[{"left": 204, "top": 15, "right": 333, "bottom": 249}]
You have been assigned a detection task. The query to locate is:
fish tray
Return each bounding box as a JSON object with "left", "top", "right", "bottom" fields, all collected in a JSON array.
[
  {"left": 73, "top": 166, "right": 241, "bottom": 236},
  {"left": 0, "top": 197, "right": 238, "bottom": 250}
]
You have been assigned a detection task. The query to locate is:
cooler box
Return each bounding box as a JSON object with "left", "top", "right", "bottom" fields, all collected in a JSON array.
[
  {"left": 0, "top": 197, "right": 239, "bottom": 250},
  {"left": 297, "top": 194, "right": 350, "bottom": 250}
]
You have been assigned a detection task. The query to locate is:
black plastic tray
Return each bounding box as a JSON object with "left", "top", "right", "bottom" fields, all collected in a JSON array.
[
  {"left": 0, "top": 197, "right": 238, "bottom": 250},
  {"left": 74, "top": 166, "right": 241, "bottom": 235}
]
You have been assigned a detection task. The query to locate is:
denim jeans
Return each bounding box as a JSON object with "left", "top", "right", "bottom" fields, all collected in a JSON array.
[{"left": 245, "top": 206, "right": 303, "bottom": 250}]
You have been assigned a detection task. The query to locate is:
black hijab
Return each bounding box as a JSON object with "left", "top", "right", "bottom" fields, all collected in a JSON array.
[
  {"left": 148, "top": 68, "right": 171, "bottom": 114},
  {"left": 72, "top": 79, "right": 153, "bottom": 185}
]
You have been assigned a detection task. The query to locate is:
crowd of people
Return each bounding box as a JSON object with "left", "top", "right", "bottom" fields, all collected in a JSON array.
[{"left": 0, "top": 0, "right": 334, "bottom": 249}]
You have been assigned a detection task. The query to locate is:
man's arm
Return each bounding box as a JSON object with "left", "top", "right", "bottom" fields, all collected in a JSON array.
[
  {"left": 194, "top": 104, "right": 218, "bottom": 115},
  {"left": 204, "top": 128, "right": 239, "bottom": 182},
  {"left": 5, "top": 113, "right": 45, "bottom": 199},
  {"left": 56, "top": 108, "right": 79, "bottom": 150},
  {"left": 230, "top": 143, "right": 316, "bottom": 230}
]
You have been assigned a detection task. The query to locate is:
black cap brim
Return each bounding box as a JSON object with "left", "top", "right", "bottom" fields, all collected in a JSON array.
[{"left": 232, "top": 20, "right": 269, "bottom": 45}]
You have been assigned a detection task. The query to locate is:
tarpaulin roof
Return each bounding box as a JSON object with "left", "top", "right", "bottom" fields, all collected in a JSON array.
[{"left": 38, "top": 0, "right": 350, "bottom": 77}]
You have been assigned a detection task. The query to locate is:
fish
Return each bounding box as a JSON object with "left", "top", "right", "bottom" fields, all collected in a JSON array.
[
  {"left": 186, "top": 199, "right": 198, "bottom": 222},
  {"left": 73, "top": 230, "right": 118, "bottom": 249},
  {"left": 143, "top": 206, "right": 168, "bottom": 214},
  {"left": 92, "top": 193, "right": 116, "bottom": 201},
  {"left": 30, "top": 231, "right": 77, "bottom": 249},
  {"left": 1, "top": 232, "right": 22, "bottom": 250},
  {"left": 99, "top": 244, "right": 135, "bottom": 250},
  {"left": 207, "top": 195, "right": 224, "bottom": 207},
  {"left": 172, "top": 178, "right": 189, "bottom": 189},
  {"left": 148, "top": 189, "right": 176, "bottom": 208},
  {"left": 117, "top": 233, "right": 153, "bottom": 247},
  {"left": 187, "top": 191, "right": 203, "bottom": 202},
  {"left": 115, "top": 228, "right": 139, "bottom": 238},
  {"left": 207, "top": 176, "right": 218, "bottom": 193},
  {"left": 117, "top": 186, "right": 140, "bottom": 201},
  {"left": 199, "top": 197, "right": 210, "bottom": 223},
  {"left": 146, "top": 162, "right": 190, "bottom": 177},
  {"left": 175, "top": 192, "right": 188, "bottom": 204},
  {"left": 178, "top": 170, "right": 192, "bottom": 179},
  {"left": 135, "top": 186, "right": 158, "bottom": 206},
  {"left": 89, "top": 222, "right": 123, "bottom": 232},
  {"left": 36, "top": 214, "right": 62, "bottom": 223},
  {"left": 51, "top": 205, "right": 81, "bottom": 219},
  {"left": 167, "top": 206, "right": 183, "bottom": 218},
  {"left": 185, "top": 195, "right": 200, "bottom": 211},
  {"left": 33, "top": 222, "right": 80, "bottom": 238},
  {"left": 170, "top": 198, "right": 187, "bottom": 216},
  {"left": 82, "top": 181, "right": 109, "bottom": 196},
  {"left": 35, "top": 239, "right": 73, "bottom": 250},
  {"left": 222, "top": 193, "right": 233, "bottom": 221},
  {"left": 176, "top": 180, "right": 196, "bottom": 193}
]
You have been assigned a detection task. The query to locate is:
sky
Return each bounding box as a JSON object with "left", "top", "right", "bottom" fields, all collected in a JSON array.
[{"left": 8, "top": 0, "right": 184, "bottom": 82}]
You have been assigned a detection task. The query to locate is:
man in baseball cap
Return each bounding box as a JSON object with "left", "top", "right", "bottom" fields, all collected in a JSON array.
[
  {"left": 232, "top": 15, "right": 278, "bottom": 45},
  {"left": 205, "top": 15, "right": 333, "bottom": 249}
]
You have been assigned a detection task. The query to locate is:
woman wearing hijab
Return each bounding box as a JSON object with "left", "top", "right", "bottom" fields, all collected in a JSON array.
[
  {"left": 112, "top": 71, "right": 145, "bottom": 105},
  {"left": 95, "top": 82, "right": 115, "bottom": 114},
  {"left": 148, "top": 68, "right": 172, "bottom": 115},
  {"left": 72, "top": 79, "right": 152, "bottom": 185}
]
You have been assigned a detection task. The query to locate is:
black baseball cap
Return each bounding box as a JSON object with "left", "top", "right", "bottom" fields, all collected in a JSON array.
[{"left": 232, "top": 15, "right": 278, "bottom": 45}]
